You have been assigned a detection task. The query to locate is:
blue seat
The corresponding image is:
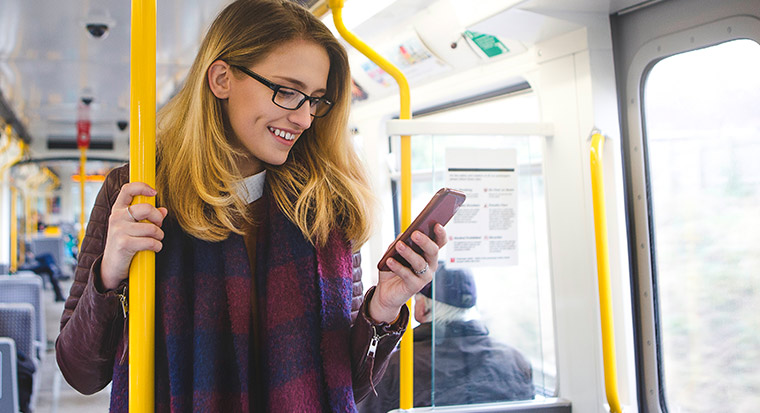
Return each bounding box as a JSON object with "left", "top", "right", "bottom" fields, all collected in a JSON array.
[
  {"left": 0, "top": 337, "right": 20, "bottom": 413},
  {"left": 0, "top": 275, "right": 45, "bottom": 359},
  {"left": 0, "top": 303, "right": 37, "bottom": 413}
]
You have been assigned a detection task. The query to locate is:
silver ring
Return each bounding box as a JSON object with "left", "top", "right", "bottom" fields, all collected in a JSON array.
[
  {"left": 126, "top": 205, "right": 138, "bottom": 222},
  {"left": 413, "top": 262, "right": 429, "bottom": 275}
]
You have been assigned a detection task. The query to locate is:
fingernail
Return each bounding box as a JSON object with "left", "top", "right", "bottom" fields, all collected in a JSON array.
[
  {"left": 396, "top": 242, "right": 406, "bottom": 251},
  {"left": 412, "top": 231, "right": 422, "bottom": 242}
]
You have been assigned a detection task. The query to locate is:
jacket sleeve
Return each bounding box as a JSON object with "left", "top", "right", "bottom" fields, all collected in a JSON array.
[
  {"left": 350, "top": 275, "right": 409, "bottom": 403},
  {"left": 56, "top": 165, "right": 129, "bottom": 395},
  {"left": 356, "top": 350, "right": 401, "bottom": 413}
]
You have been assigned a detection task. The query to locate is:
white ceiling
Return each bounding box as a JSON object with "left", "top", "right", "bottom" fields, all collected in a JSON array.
[
  {"left": 0, "top": 0, "right": 227, "bottom": 158},
  {"left": 0, "top": 0, "right": 650, "bottom": 163}
]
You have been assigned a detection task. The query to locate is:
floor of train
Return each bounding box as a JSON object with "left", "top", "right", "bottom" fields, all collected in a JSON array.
[{"left": 36, "top": 278, "right": 111, "bottom": 412}]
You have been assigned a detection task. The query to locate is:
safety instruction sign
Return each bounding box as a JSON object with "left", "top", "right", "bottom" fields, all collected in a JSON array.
[
  {"left": 464, "top": 30, "right": 509, "bottom": 58},
  {"left": 445, "top": 148, "right": 518, "bottom": 267}
]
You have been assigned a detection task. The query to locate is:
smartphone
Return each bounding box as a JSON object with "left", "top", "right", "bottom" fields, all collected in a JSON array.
[{"left": 377, "top": 188, "right": 466, "bottom": 272}]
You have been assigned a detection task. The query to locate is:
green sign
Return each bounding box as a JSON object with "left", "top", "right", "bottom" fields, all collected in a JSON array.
[{"left": 465, "top": 30, "right": 509, "bottom": 58}]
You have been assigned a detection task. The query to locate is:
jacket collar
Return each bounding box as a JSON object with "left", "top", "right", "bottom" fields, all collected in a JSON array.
[{"left": 414, "top": 319, "right": 490, "bottom": 342}]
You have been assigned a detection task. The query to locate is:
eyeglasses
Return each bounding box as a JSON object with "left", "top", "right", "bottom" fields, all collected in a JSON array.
[{"left": 230, "top": 65, "right": 334, "bottom": 118}]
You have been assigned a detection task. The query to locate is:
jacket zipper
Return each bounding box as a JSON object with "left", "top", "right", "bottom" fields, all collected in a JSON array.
[
  {"left": 366, "top": 324, "right": 390, "bottom": 396},
  {"left": 117, "top": 284, "right": 128, "bottom": 319},
  {"left": 116, "top": 283, "right": 129, "bottom": 365}
]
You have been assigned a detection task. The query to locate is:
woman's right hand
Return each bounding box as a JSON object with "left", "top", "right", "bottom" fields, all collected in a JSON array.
[{"left": 100, "top": 182, "right": 168, "bottom": 290}]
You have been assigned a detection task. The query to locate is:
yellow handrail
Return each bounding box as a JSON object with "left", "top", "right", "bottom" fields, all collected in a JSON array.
[
  {"left": 327, "top": 1, "right": 414, "bottom": 408},
  {"left": 3, "top": 140, "right": 25, "bottom": 272},
  {"left": 42, "top": 167, "right": 61, "bottom": 190},
  {"left": 27, "top": 171, "right": 50, "bottom": 237},
  {"left": 78, "top": 147, "right": 87, "bottom": 245},
  {"left": 1, "top": 124, "right": 12, "bottom": 154},
  {"left": 18, "top": 191, "right": 30, "bottom": 265},
  {"left": 129, "top": 0, "right": 157, "bottom": 411},
  {"left": 0, "top": 142, "right": 23, "bottom": 178},
  {"left": 589, "top": 130, "right": 622, "bottom": 413},
  {"left": 10, "top": 186, "right": 18, "bottom": 272}
]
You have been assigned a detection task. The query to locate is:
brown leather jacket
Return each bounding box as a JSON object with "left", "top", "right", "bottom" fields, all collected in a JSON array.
[{"left": 56, "top": 164, "right": 407, "bottom": 403}]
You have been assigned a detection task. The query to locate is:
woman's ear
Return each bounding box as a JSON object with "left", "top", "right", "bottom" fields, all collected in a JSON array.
[{"left": 207, "top": 60, "right": 231, "bottom": 99}]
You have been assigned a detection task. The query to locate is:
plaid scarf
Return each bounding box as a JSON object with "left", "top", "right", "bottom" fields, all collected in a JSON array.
[{"left": 110, "top": 194, "right": 357, "bottom": 412}]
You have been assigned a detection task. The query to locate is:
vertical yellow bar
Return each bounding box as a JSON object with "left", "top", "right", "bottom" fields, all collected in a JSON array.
[
  {"left": 22, "top": 194, "right": 31, "bottom": 264},
  {"left": 590, "top": 132, "right": 622, "bottom": 413},
  {"left": 10, "top": 186, "right": 18, "bottom": 272},
  {"left": 78, "top": 147, "right": 87, "bottom": 245},
  {"left": 398, "top": 135, "right": 413, "bottom": 409},
  {"left": 328, "top": 1, "right": 414, "bottom": 408},
  {"left": 129, "top": 0, "right": 157, "bottom": 411},
  {"left": 4, "top": 139, "right": 24, "bottom": 272},
  {"left": 1, "top": 125, "right": 11, "bottom": 154},
  {"left": 30, "top": 195, "right": 37, "bottom": 235}
]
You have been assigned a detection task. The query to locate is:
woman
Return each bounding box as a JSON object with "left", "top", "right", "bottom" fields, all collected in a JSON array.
[{"left": 56, "top": 0, "right": 445, "bottom": 412}]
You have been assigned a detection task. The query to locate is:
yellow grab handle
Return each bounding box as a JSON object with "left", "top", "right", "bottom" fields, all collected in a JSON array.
[
  {"left": 328, "top": 1, "right": 414, "bottom": 409},
  {"left": 129, "top": 0, "right": 157, "bottom": 411},
  {"left": 78, "top": 147, "right": 87, "bottom": 245},
  {"left": 1, "top": 124, "right": 12, "bottom": 154},
  {"left": 590, "top": 131, "right": 622, "bottom": 413},
  {"left": 3, "top": 140, "right": 25, "bottom": 272}
]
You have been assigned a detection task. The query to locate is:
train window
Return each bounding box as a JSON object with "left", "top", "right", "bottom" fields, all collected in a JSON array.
[
  {"left": 642, "top": 39, "right": 760, "bottom": 412},
  {"left": 388, "top": 90, "right": 556, "bottom": 406}
]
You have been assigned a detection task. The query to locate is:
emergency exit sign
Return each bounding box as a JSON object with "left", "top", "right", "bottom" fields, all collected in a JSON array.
[{"left": 465, "top": 30, "right": 509, "bottom": 58}]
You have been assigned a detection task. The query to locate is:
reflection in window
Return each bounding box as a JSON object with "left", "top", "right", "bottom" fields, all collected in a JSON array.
[
  {"left": 388, "top": 92, "right": 556, "bottom": 407},
  {"left": 644, "top": 39, "right": 760, "bottom": 412}
]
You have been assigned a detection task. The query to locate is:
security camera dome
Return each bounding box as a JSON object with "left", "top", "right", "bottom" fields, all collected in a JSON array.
[
  {"left": 82, "top": 8, "right": 115, "bottom": 40},
  {"left": 86, "top": 23, "right": 109, "bottom": 38}
]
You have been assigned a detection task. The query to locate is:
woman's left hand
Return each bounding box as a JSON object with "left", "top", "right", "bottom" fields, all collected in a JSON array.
[{"left": 369, "top": 224, "right": 448, "bottom": 323}]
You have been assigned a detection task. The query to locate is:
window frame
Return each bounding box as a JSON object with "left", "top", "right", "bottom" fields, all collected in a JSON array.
[
  {"left": 621, "top": 13, "right": 760, "bottom": 413},
  {"left": 385, "top": 91, "right": 559, "bottom": 406}
]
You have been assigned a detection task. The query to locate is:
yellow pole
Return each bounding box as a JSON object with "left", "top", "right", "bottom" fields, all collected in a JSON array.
[
  {"left": 78, "top": 147, "right": 87, "bottom": 245},
  {"left": 2, "top": 140, "right": 24, "bottom": 272},
  {"left": 0, "top": 140, "right": 23, "bottom": 177},
  {"left": 1, "top": 124, "right": 12, "bottom": 154},
  {"left": 26, "top": 170, "right": 50, "bottom": 236},
  {"left": 589, "top": 131, "right": 622, "bottom": 413},
  {"left": 43, "top": 168, "right": 60, "bottom": 221},
  {"left": 10, "top": 186, "right": 18, "bottom": 272},
  {"left": 327, "top": 1, "right": 414, "bottom": 408},
  {"left": 22, "top": 193, "right": 31, "bottom": 264},
  {"left": 129, "top": 0, "right": 157, "bottom": 411},
  {"left": 43, "top": 167, "right": 61, "bottom": 189}
]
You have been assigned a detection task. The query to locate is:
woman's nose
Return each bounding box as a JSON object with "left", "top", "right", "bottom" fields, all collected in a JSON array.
[{"left": 288, "top": 102, "right": 313, "bottom": 129}]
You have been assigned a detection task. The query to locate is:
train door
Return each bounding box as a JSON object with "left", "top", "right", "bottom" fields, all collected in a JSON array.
[
  {"left": 612, "top": 0, "right": 760, "bottom": 411},
  {"left": 350, "top": 1, "right": 636, "bottom": 407}
]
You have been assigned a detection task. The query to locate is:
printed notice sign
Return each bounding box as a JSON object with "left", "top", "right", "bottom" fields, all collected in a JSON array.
[{"left": 445, "top": 148, "right": 518, "bottom": 267}]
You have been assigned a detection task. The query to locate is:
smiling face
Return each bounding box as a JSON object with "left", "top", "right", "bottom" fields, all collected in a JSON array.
[{"left": 209, "top": 39, "right": 331, "bottom": 176}]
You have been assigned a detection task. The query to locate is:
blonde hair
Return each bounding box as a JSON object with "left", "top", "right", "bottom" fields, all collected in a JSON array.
[{"left": 157, "top": 0, "right": 374, "bottom": 249}]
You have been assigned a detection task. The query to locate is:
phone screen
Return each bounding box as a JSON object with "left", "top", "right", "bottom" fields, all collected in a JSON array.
[{"left": 377, "top": 188, "right": 466, "bottom": 271}]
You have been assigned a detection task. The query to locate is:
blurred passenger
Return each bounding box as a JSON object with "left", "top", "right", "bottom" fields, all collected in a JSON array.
[
  {"left": 359, "top": 264, "right": 535, "bottom": 412},
  {"left": 20, "top": 248, "right": 66, "bottom": 302},
  {"left": 56, "top": 0, "right": 447, "bottom": 411}
]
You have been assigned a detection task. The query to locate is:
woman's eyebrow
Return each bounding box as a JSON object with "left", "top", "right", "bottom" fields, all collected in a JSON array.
[{"left": 272, "top": 75, "right": 327, "bottom": 95}]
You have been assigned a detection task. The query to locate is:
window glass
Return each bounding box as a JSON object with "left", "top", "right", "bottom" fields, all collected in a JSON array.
[
  {"left": 643, "top": 39, "right": 760, "bottom": 412},
  {"left": 390, "top": 91, "right": 556, "bottom": 408}
]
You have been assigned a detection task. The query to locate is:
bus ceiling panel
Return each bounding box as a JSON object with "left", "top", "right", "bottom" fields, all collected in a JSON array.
[
  {"left": 519, "top": 0, "right": 656, "bottom": 15},
  {"left": 339, "top": 0, "right": 637, "bottom": 110},
  {"left": 0, "top": 0, "right": 231, "bottom": 156}
]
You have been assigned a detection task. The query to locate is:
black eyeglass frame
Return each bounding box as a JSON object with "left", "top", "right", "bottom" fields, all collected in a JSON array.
[{"left": 230, "top": 64, "right": 334, "bottom": 118}]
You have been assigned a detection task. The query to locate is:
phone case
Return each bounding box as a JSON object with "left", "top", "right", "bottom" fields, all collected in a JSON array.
[{"left": 377, "top": 188, "right": 466, "bottom": 271}]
